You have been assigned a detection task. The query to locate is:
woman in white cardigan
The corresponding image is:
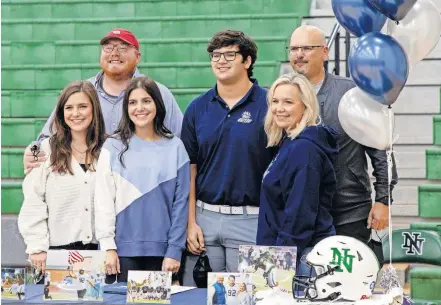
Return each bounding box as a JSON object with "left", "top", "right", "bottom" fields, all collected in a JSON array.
[{"left": 18, "top": 80, "right": 106, "bottom": 273}]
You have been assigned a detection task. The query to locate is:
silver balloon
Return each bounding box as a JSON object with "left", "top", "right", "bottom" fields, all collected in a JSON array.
[
  {"left": 338, "top": 87, "right": 395, "bottom": 150},
  {"left": 387, "top": 0, "right": 441, "bottom": 66}
]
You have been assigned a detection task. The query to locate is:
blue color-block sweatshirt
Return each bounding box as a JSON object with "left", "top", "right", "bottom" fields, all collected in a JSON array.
[
  {"left": 256, "top": 126, "right": 338, "bottom": 252},
  {"left": 94, "top": 134, "right": 190, "bottom": 261}
]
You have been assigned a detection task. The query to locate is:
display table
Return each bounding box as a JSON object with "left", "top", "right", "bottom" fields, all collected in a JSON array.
[
  {"left": 2, "top": 284, "right": 207, "bottom": 305},
  {"left": 2, "top": 285, "right": 408, "bottom": 305}
]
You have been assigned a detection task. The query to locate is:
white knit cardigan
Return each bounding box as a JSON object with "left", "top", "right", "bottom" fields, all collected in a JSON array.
[{"left": 18, "top": 138, "right": 97, "bottom": 254}]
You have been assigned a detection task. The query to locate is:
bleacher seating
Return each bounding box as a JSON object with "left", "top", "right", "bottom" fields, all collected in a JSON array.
[
  {"left": 383, "top": 228, "right": 441, "bottom": 302},
  {"left": 0, "top": 0, "right": 310, "bottom": 267},
  {"left": 411, "top": 266, "right": 441, "bottom": 303},
  {"left": 1, "top": 0, "right": 310, "bottom": 214},
  {"left": 435, "top": 115, "right": 441, "bottom": 145},
  {"left": 2, "top": 3, "right": 441, "bottom": 301},
  {"left": 382, "top": 229, "right": 441, "bottom": 266}
]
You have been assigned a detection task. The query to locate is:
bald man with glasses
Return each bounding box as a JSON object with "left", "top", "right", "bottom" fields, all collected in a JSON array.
[{"left": 288, "top": 25, "right": 397, "bottom": 263}]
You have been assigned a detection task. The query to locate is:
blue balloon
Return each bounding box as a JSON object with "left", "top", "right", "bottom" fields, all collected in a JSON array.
[
  {"left": 348, "top": 32, "right": 409, "bottom": 106},
  {"left": 368, "top": 0, "right": 416, "bottom": 21},
  {"left": 332, "top": 0, "right": 387, "bottom": 37}
]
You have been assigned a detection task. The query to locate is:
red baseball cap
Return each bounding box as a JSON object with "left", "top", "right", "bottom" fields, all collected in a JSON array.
[{"left": 100, "top": 28, "right": 140, "bottom": 50}]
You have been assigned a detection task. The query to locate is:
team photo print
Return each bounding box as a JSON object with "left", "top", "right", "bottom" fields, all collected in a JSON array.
[
  {"left": 207, "top": 272, "right": 255, "bottom": 305},
  {"left": 238, "top": 245, "right": 297, "bottom": 294},
  {"left": 42, "top": 250, "right": 105, "bottom": 301},
  {"left": 1, "top": 268, "right": 26, "bottom": 300},
  {"left": 126, "top": 271, "right": 172, "bottom": 304}
]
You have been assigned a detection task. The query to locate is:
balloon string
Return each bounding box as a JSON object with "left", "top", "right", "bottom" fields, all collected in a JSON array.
[
  {"left": 387, "top": 107, "right": 394, "bottom": 265},
  {"left": 383, "top": 107, "right": 400, "bottom": 146}
]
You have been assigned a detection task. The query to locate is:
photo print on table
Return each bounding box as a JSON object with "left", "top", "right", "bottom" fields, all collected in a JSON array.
[
  {"left": 238, "top": 245, "right": 297, "bottom": 294},
  {"left": 43, "top": 250, "right": 105, "bottom": 301},
  {"left": 126, "top": 271, "right": 172, "bottom": 304},
  {"left": 1, "top": 268, "right": 26, "bottom": 300},
  {"left": 207, "top": 272, "right": 255, "bottom": 305}
]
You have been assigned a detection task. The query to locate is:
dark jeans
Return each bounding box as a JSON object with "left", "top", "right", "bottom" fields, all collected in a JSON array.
[
  {"left": 294, "top": 247, "right": 315, "bottom": 295},
  {"left": 296, "top": 247, "right": 314, "bottom": 277},
  {"left": 106, "top": 256, "right": 164, "bottom": 283},
  {"left": 335, "top": 219, "right": 371, "bottom": 243},
  {"left": 108, "top": 253, "right": 186, "bottom": 284},
  {"left": 36, "top": 242, "right": 99, "bottom": 284},
  {"left": 335, "top": 218, "right": 384, "bottom": 264}
]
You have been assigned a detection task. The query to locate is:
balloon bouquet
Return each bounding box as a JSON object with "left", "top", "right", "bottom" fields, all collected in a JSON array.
[{"left": 332, "top": 0, "right": 441, "bottom": 299}]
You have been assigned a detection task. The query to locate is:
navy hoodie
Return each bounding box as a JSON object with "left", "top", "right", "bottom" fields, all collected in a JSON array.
[{"left": 256, "top": 125, "right": 338, "bottom": 252}]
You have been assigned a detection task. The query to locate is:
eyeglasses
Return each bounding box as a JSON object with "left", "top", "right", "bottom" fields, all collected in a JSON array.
[
  {"left": 286, "top": 45, "right": 323, "bottom": 54},
  {"left": 209, "top": 51, "right": 241, "bottom": 62},
  {"left": 102, "top": 43, "right": 133, "bottom": 53}
]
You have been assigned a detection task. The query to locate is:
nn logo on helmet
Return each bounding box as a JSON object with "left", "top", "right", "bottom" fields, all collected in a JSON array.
[{"left": 329, "top": 248, "right": 355, "bottom": 273}]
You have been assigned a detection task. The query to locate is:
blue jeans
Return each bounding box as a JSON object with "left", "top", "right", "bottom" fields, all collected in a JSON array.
[
  {"left": 296, "top": 247, "right": 313, "bottom": 277},
  {"left": 294, "top": 247, "right": 315, "bottom": 295}
]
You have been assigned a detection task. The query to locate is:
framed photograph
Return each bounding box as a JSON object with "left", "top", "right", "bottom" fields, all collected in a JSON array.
[
  {"left": 207, "top": 272, "right": 255, "bottom": 305},
  {"left": 126, "top": 271, "right": 172, "bottom": 304},
  {"left": 43, "top": 250, "right": 105, "bottom": 301},
  {"left": 238, "top": 245, "right": 297, "bottom": 294},
  {"left": 1, "top": 268, "right": 26, "bottom": 300}
]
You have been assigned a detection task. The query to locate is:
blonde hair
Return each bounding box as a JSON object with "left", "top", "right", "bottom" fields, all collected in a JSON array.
[{"left": 264, "top": 72, "right": 320, "bottom": 147}]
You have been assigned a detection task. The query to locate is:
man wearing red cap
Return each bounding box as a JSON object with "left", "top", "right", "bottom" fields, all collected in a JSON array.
[{"left": 23, "top": 28, "right": 183, "bottom": 173}]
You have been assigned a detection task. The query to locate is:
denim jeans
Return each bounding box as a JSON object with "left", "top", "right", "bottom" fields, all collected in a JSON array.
[{"left": 294, "top": 247, "right": 315, "bottom": 295}]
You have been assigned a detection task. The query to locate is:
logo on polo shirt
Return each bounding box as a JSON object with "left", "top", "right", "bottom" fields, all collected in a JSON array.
[{"left": 238, "top": 111, "right": 252, "bottom": 123}]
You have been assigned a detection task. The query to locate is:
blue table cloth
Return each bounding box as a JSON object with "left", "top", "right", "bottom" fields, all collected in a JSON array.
[{"left": 2, "top": 284, "right": 207, "bottom": 305}]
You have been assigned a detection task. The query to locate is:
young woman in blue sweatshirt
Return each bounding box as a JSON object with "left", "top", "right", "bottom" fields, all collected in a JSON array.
[
  {"left": 256, "top": 73, "right": 338, "bottom": 277},
  {"left": 94, "top": 77, "right": 190, "bottom": 282}
]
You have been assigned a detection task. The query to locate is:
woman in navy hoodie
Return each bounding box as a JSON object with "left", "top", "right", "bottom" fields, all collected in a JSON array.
[{"left": 256, "top": 72, "right": 338, "bottom": 283}]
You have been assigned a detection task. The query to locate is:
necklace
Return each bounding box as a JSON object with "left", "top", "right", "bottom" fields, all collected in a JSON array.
[{"left": 72, "top": 145, "right": 87, "bottom": 160}]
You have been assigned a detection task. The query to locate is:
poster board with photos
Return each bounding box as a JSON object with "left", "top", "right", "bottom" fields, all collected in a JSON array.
[
  {"left": 238, "top": 245, "right": 297, "bottom": 294},
  {"left": 1, "top": 268, "right": 26, "bottom": 300},
  {"left": 127, "top": 271, "right": 172, "bottom": 304},
  {"left": 43, "top": 250, "right": 106, "bottom": 302},
  {"left": 207, "top": 272, "right": 255, "bottom": 305}
]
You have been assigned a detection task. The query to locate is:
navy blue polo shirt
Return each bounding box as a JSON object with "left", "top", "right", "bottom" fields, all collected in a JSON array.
[{"left": 181, "top": 80, "right": 275, "bottom": 207}]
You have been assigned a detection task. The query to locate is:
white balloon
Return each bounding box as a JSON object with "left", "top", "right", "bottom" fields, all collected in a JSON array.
[
  {"left": 387, "top": 0, "right": 441, "bottom": 65},
  {"left": 338, "top": 87, "right": 395, "bottom": 150}
]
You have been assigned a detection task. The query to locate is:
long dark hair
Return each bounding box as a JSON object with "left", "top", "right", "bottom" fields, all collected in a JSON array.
[
  {"left": 115, "top": 76, "right": 172, "bottom": 167},
  {"left": 49, "top": 81, "right": 106, "bottom": 174}
]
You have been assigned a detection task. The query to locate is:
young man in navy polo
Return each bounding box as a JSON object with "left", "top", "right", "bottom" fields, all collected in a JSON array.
[{"left": 181, "top": 30, "right": 274, "bottom": 286}]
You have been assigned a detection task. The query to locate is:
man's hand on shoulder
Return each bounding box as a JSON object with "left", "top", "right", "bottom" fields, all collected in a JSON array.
[{"left": 23, "top": 144, "right": 47, "bottom": 175}]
